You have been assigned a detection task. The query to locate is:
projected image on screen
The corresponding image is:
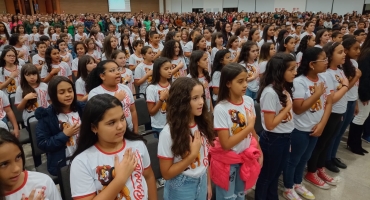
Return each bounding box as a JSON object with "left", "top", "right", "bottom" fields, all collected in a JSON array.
[{"left": 108, "top": 0, "right": 131, "bottom": 12}]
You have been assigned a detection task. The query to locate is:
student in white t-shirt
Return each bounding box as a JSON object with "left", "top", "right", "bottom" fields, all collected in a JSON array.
[
  {"left": 15, "top": 64, "right": 49, "bottom": 124},
  {"left": 314, "top": 29, "right": 330, "bottom": 49},
  {"left": 188, "top": 50, "right": 213, "bottom": 112},
  {"left": 0, "top": 128, "right": 62, "bottom": 200},
  {"left": 210, "top": 32, "right": 225, "bottom": 65},
  {"left": 70, "top": 94, "right": 157, "bottom": 200},
  {"left": 211, "top": 63, "right": 262, "bottom": 199},
  {"left": 226, "top": 36, "right": 241, "bottom": 63},
  {"left": 193, "top": 35, "right": 212, "bottom": 73},
  {"left": 258, "top": 42, "right": 276, "bottom": 77},
  {"left": 101, "top": 35, "right": 118, "bottom": 61},
  {"left": 203, "top": 28, "right": 212, "bottom": 54},
  {"left": 255, "top": 53, "right": 296, "bottom": 199},
  {"left": 134, "top": 46, "right": 154, "bottom": 96},
  {"left": 161, "top": 40, "right": 187, "bottom": 82},
  {"left": 210, "top": 49, "right": 231, "bottom": 104},
  {"left": 146, "top": 57, "right": 171, "bottom": 138},
  {"left": 258, "top": 25, "right": 276, "bottom": 47},
  {"left": 283, "top": 47, "right": 333, "bottom": 199},
  {"left": 41, "top": 47, "right": 72, "bottom": 83},
  {"left": 75, "top": 55, "right": 96, "bottom": 102},
  {"left": 158, "top": 77, "right": 215, "bottom": 200},
  {"left": 238, "top": 41, "right": 259, "bottom": 100},
  {"left": 295, "top": 35, "right": 316, "bottom": 68},
  {"left": 327, "top": 39, "right": 361, "bottom": 170},
  {"left": 57, "top": 39, "right": 73, "bottom": 68},
  {"left": 184, "top": 29, "right": 201, "bottom": 58},
  {"left": 87, "top": 60, "right": 138, "bottom": 133},
  {"left": 147, "top": 31, "right": 164, "bottom": 60},
  {"left": 128, "top": 40, "right": 144, "bottom": 72},
  {"left": 9, "top": 33, "right": 30, "bottom": 63},
  {"left": 85, "top": 38, "right": 101, "bottom": 63},
  {"left": 306, "top": 44, "right": 348, "bottom": 189},
  {"left": 112, "top": 50, "right": 135, "bottom": 94},
  {"left": 0, "top": 47, "right": 21, "bottom": 95},
  {"left": 71, "top": 42, "right": 87, "bottom": 77}
]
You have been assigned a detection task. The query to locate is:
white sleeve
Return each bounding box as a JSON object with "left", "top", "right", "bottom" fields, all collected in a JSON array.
[
  {"left": 140, "top": 142, "right": 151, "bottom": 169},
  {"left": 146, "top": 85, "right": 156, "bottom": 103},
  {"left": 87, "top": 89, "right": 98, "bottom": 101},
  {"left": 260, "top": 89, "right": 278, "bottom": 113},
  {"left": 14, "top": 87, "right": 23, "bottom": 105},
  {"left": 1, "top": 91, "right": 9, "bottom": 107},
  {"left": 213, "top": 106, "right": 230, "bottom": 130},
  {"left": 62, "top": 62, "right": 72, "bottom": 77},
  {"left": 292, "top": 78, "right": 306, "bottom": 99},
  {"left": 32, "top": 56, "right": 39, "bottom": 65},
  {"left": 45, "top": 175, "right": 63, "bottom": 200},
  {"left": 321, "top": 72, "right": 334, "bottom": 92},
  {"left": 259, "top": 62, "right": 267, "bottom": 74},
  {"left": 40, "top": 65, "right": 48, "bottom": 78},
  {"left": 0, "top": 74, "right": 5, "bottom": 83},
  {"left": 72, "top": 59, "right": 78, "bottom": 72},
  {"left": 157, "top": 127, "right": 174, "bottom": 159},
  {"left": 134, "top": 65, "right": 144, "bottom": 80},
  {"left": 211, "top": 72, "right": 220, "bottom": 88},
  {"left": 184, "top": 43, "right": 192, "bottom": 53},
  {"left": 76, "top": 79, "right": 86, "bottom": 96},
  {"left": 129, "top": 55, "right": 135, "bottom": 65},
  {"left": 70, "top": 158, "right": 97, "bottom": 198}
]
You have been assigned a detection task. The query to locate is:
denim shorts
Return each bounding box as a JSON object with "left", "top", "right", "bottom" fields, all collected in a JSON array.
[
  {"left": 163, "top": 172, "right": 207, "bottom": 200},
  {"left": 215, "top": 164, "right": 246, "bottom": 200}
]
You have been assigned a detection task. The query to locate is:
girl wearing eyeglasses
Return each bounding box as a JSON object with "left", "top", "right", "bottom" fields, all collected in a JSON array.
[{"left": 86, "top": 60, "right": 138, "bottom": 133}]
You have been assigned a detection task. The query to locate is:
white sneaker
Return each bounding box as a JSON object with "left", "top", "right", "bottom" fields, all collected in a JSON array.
[
  {"left": 156, "top": 178, "right": 166, "bottom": 188},
  {"left": 283, "top": 188, "right": 302, "bottom": 200},
  {"left": 294, "top": 184, "right": 315, "bottom": 200}
]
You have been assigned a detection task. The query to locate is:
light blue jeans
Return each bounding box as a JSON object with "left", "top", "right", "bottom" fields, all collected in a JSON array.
[
  {"left": 246, "top": 88, "right": 257, "bottom": 100},
  {"left": 163, "top": 172, "right": 207, "bottom": 200},
  {"left": 215, "top": 164, "right": 246, "bottom": 200}
]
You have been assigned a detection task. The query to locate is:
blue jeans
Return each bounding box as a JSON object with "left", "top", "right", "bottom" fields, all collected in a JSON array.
[
  {"left": 164, "top": 172, "right": 207, "bottom": 200},
  {"left": 152, "top": 127, "right": 163, "bottom": 138},
  {"left": 255, "top": 131, "right": 291, "bottom": 200},
  {"left": 215, "top": 164, "right": 245, "bottom": 200},
  {"left": 327, "top": 101, "right": 356, "bottom": 160},
  {"left": 283, "top": 129, "right": 318, "bottom": 188},
  {"left": 246, "top": 88, "right": 257, "bottom": 100},
  {"left": 68, "top": 43, "right": 77, "bottom": 59}
]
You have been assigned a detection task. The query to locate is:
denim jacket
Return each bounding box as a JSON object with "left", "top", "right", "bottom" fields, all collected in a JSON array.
[{"left": 35, "top": 102, "right": 85, "bottom": 176}]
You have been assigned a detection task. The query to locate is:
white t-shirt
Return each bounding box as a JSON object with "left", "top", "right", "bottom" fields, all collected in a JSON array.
[
  {"left": 258, "top": 39, "right": 273, "bottom": 47},
  {"left": 146, "top": 83, "right": 170, "bottom": 129},
  {"left": 0, "top": 65, "right": 22, "bottom": 94},
  {"left": 229, "top": 48, "right": 240, "bottom": 60},
  {"left": 211, "top": 71, "right": 221, "bottom": 101},
  {"left": 187, "top": 75, "right": 212, "bottom": 112},
  {"left": 5, "top": 171, "right": 62, "bottom": 200},
  {"left": 210, "top": 47, "right": 219, "bottom": 64},
  {"left": 121, "top": 68, "right": 135, "bottom": 94},
  {"left": 57, "top": 111, "right": 81, "bottom": 158},
  {"left": 40, "top": 62, "right": 71, "bottom": 79},
  {"left": 70, "top": 139, "right": 150, "bottom": 199},
  {"left": 14, "top": 45, "right": 29, "bottom": 62},
  {"left": 206, "top": 40, "right": 211, "bottom": 52},
  {"left": 260, "top": 85, "right": 294, "bottom": 133},
  {"left": 148, "top": 43, "right": 164, "bottom": 57},
  {"left": 346, "top": 59, "right": 359, "bottom": 101},
  {"left": 86, "top": 50, "right": 101, "bottom": 60},
  {"left": 15, "top": 83, "right": 49, "bottom": 123},
  {"left": 214, "top": 96, "right": 255, "bottom": 154},
  {"left": 74, "top": 33, "right": 87, "bottom": 42},
  {"left": 171, "top": 56, "right": 187, "bottom": 82},
  {"left": 240, "top": 61, "right": 259, "bottom": 92},
  {"left": 51, "top": 33, "right": 59, "bottom": 41},
  {"left": 296, "top": 52, "right": 303, "bottom": 67},
  {"left": 128, "top": 54, "right": 143, "bottom": 69},
  {"left": 88, "top": 84, "right": 134, "bottom": 130},
  {"left": 0, "top": 90, "right": 10, "bottom": 120},
  {"left": 158, "top": 124, "right": 209, "bottom": 178},
  {"left": 75, "top": 77, "right": 86, "bottom": 97},
  {"left": 184, "top": 41, "right": 193, "bottom": 53},
  {"left": 32, "top": 54, "right": 45, "bottom": 67},
  {"left": 258, "top": 61, "right": 268, "bottom": 74},
  {"left": 72, "top": 58, "right": 79, "bottom": 72},
  {"left": 293, "top": 75, "right": 330, "bottom": 132},
  {"left": 134, "top": 62, "right": 153, "bottom": 94},
  {"left": 321, "top": 68, "right": 347, "bottom": 114},
  {"left": 60, "top": 52, "right": 73, "bottom": 69}
]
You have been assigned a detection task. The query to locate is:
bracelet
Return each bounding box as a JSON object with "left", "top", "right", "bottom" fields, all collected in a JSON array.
[{"left": 342, "top": 85, "right": 349, "bottom": 89}]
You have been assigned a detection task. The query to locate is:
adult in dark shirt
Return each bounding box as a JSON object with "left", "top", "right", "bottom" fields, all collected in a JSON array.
[
  {"left": 204, "top": 14, "right": 214, "bottom": 27},
  {"left": 84, "top": 16, "right": 93, "bottom": 34}
]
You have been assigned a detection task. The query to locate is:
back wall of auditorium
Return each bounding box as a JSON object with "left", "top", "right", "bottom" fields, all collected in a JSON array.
[{"left": 1, "top": 0, "right": 370, "bottom": 15}]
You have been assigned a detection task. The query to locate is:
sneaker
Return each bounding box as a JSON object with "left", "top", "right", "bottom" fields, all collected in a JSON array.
[
  {"left": 325, "top": 160, "right": 340, "bottom": 173},
  {"left": 304, "top": 172, "right": 330, "bottom": 189},
  {"left": 332, "top": 158, "right": 347, "bottom": 169},
  {"left": 156, "top": 178, "right": 166, "bottom": 188},
  {"left": 283, "top": 188, "right": 302, "bottom": 200},
  {"left": 294, "top": 184, "right": 315, "bottom": 200},
  {"left": 317, "top": 168, "right": 339, "bottom": 186}
]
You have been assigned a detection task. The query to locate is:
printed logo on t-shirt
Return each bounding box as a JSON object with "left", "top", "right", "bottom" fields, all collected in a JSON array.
[
  {"left": 4, "top": 76, "right": 17, "bottom": 93},
  {"left": 246, "top": 64, "right": 257, "bottom": 78},
  {"left": 309, "top": 83, "right": 323, "bottom": 113},
  {"left": 206, "top": 45, "right": 211, "bottom": 51},
  {"left": 121, "top": 74, "right": 131, "bottom": 84},
  {"left": 202, "top": 81, "right": 210, "bottom": 100},
  {"left": 145, "top": 68, "right": 152, "bottom": 83},
  {"left": 171, "top": 64, "right": 181, "bottom": 79},
  {"left": 26, "top": 102, "right": 38, "bottom": 113},
  {"left": 182, "top": 151, "right": 201, "bottom": 171},
  {"left": 96, "top": 165, "right": 131, "bottom": 199},
  {"left": 232, "top": 51, "right": 237, "bottom": 58},
  {"left": 158, "top": 90, "right": 167, "bottom": 114},
  {"left": 58, "top": 66, "right": 67, "bottom": 77},
  {"left": 136, "top": 60, "right": 141, "bottom": 66},
  {"left": 38, "top": 60, "right": 45, "bottom": 66},
  {"left": 59, "top": 115, "right": 80, "bottom": 147},
  {"left": 335, "top": 74, "right": 343, "bottom": 90},
  {"left": 228, "top": 109, "right": 246, "bottom": 135}
]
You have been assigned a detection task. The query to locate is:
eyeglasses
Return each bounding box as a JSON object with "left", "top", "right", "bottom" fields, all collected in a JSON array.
[
  {"left": 312, "top": 58, "right": 328, "bottom": 63},
  {"left": 103, "top": 67, "right": 123, "bottom": 74}
]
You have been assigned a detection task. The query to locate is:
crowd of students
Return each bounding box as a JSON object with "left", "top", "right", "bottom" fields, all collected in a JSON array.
[{"left": 0, "top": 9, "right": 370, "bottom": 200}]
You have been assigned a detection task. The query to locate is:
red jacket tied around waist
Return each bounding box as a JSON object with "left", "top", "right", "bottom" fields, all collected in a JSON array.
[{"left": 209, "top": 137, "right": 262, "bottom": 191}]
